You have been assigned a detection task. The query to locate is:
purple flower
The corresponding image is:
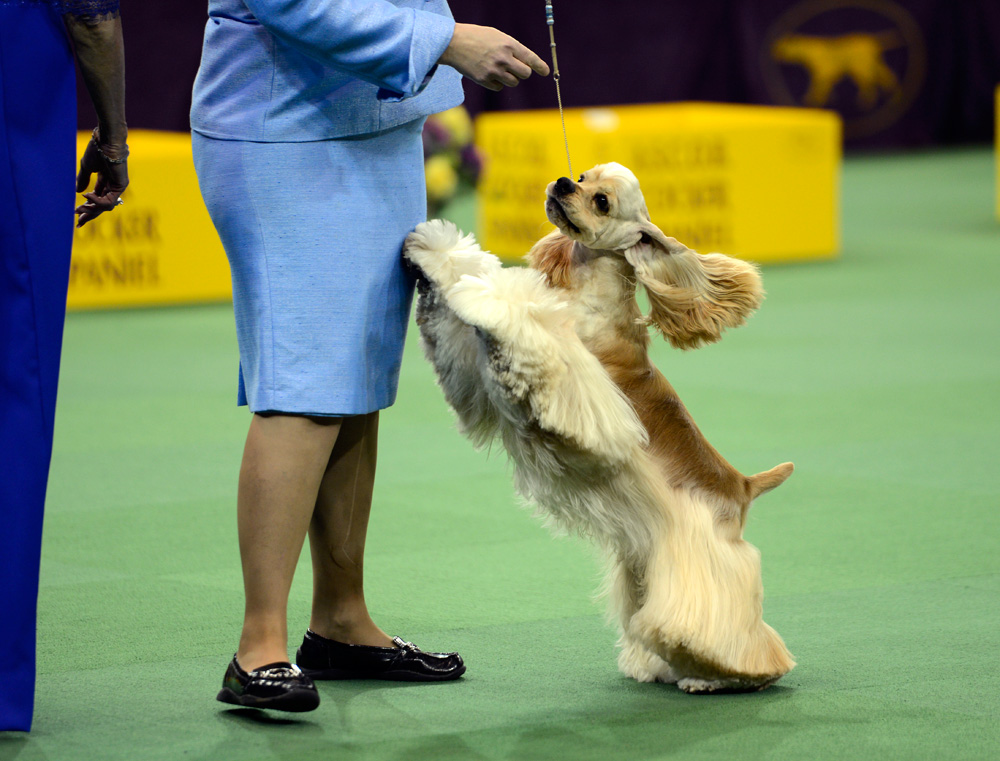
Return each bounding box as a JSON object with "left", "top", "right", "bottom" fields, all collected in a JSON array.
[
  {"left": 422, "top": 119, "right": 451, "bottom": 158},
  {"left": 459, "top": 143, "right": 483, "bottom": 183}
]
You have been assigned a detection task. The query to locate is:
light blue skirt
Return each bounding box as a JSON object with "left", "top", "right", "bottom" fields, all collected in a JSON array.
[{"left": 192, "top": 120, "right": 426, "bottom": 416}]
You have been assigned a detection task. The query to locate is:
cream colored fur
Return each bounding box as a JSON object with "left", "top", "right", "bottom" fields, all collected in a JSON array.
[{"left": 404, "top": 164, "right": 795, "bottom": 693}]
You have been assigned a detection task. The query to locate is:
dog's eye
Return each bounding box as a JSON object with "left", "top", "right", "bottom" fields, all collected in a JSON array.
[
  {"left": 594, "top": 194, "right": 609, "bottom": 213},
  {"left": 578, "top": 174, "right": 585, "bottom": 183}
]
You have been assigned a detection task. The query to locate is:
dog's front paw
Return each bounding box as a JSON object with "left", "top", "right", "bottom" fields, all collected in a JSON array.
[
  {"left": 446, "top": 266, "right": 572, "bottom": 344},
  {"left": 404, "top": 220, "right": 500, "bottom": 290}
]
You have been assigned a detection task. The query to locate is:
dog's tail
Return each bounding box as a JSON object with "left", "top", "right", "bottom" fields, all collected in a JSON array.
[{"left": 748, "top": 462, "right": 794, "bottom": 500}]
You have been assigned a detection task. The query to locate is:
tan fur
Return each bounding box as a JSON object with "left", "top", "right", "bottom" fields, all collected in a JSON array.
[
  {"left": 404, "top": 164, "right": 796, "bottom": 694},
  {"left": 636, "top": 250, "right": 766, "bottom": 350},
  {"left": 526, "top": 230, "right": 578, "bottom": 291}
]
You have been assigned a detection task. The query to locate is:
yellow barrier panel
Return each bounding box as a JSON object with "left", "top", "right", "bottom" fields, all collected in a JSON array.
[
  {"left": 476, "top": 103, "right": 842, "bottom": 263},
  {"left": 68, "top": 130, "right": 230, "bottom": 310}
]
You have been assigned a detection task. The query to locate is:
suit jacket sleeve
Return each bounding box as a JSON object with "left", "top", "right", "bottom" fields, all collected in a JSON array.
[{"left": 241, "top": 0, "right": 455, "bottom": 99}]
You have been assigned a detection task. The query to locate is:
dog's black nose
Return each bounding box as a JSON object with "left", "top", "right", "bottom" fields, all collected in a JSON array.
[{"left": 553, "top": 177, "right": 576, "bottom": 197}]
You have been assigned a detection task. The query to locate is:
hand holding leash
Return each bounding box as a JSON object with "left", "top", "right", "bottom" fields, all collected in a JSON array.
[{"left": 441, "top": 23, "right": 549, "bottom": 91}]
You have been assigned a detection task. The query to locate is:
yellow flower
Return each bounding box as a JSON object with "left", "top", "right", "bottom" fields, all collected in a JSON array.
[
  {"left": 433, "top": 106, "right": 474, "bottom": 148},
  {"left": 425, "top": 154, "right": 459, "bottom": 202}
]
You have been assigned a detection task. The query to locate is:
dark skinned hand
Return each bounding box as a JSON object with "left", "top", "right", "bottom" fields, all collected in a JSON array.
[{"left": 75, "top": 137, "right": 128, "bottom": 227}]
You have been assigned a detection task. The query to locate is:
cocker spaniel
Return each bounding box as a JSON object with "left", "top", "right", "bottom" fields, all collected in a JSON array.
[{"left": 404, "top": 162, "right": 795, "bottom": 693}]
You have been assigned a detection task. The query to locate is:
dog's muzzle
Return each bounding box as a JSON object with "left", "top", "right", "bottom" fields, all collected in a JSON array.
[{"left": 545, "top": 195, "right": 580, "bottom": 235}]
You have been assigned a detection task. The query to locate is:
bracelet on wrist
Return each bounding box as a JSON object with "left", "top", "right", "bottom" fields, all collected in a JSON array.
[{"left": 91, "top": 127, "right": 129, "bottom": 165}]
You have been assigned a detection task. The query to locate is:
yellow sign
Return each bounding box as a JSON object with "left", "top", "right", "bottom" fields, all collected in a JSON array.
[
  {"left": 69, "top": 130, "right": 231, "bottom": 310},
  {"left": 476, "top": 103, "right": 842, "bottom": 264}
]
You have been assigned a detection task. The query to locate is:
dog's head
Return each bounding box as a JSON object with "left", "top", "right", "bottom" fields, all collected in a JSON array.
[
  {"left": 538, "top": 163, "right": 764, "bottom": 350},
  {"left": 544, "top": 163, "right": 653, "bottom": 251}
]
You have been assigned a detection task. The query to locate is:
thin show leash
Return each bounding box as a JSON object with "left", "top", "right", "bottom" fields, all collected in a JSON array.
[{"left": 545, "top": 1, "right": 573, "bottom": 179}]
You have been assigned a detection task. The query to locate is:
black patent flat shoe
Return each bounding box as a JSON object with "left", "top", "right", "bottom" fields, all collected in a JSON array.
[
  {"left": 216, "top": 655, "right": 320, "bottom": 712},
  {"left": 296, "top": 630, "right": 466, "bottom": 682}
]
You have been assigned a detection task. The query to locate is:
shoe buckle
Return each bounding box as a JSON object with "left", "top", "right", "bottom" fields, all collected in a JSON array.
[{"left": 392, "top": 636, "right": 417, "bottom": 652}]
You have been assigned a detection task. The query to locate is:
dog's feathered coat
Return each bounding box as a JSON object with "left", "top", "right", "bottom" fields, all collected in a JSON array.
[{"left": 404, "top": 163, "right": 795, "bottom": 693}]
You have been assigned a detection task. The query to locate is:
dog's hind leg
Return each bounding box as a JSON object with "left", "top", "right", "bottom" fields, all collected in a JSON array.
[
  {"left": 609, "top": 556, "right": 678, "bottom": 684},
  {"left": 618, "top": 635, "right": 677, "bottom": 684}
]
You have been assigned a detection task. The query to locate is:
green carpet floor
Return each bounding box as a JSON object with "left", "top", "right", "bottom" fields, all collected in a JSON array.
[{"left": 3, "top": 147, "right": 998, "bottom": 761}]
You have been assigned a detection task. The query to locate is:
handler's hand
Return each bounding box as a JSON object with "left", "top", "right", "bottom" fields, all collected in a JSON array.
[
  {"left": 75, "top": 137, "right": 129, "bottom": 228},
  {"left": 440, "top": 24, "right": 549, "bottom": 91}
]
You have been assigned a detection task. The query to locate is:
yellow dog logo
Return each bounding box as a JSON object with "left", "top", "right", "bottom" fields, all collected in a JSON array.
[
  {"left": 761, "top": 0, "right": 926, "bottom": 139},
  {"left": 772, "top": 31, "right": 903, "bottom": 109}
]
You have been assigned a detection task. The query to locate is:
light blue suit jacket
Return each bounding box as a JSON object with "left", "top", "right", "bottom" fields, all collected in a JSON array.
[{"left": 190, "top": 0, "right": 464, "bottom": 140}]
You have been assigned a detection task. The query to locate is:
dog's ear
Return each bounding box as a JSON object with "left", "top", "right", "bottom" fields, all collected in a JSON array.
[
  {"left": 629, "top": 219, "right": 690, "bottom": 257},
  {"left": 624, "top": 221, "right": 765, "bottom": 350},
  {"left": 527, "top": 230, "right": 576, "bottom": 289}
]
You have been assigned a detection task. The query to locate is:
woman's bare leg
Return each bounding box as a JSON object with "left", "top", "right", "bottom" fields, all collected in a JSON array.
[
  {"left": 307, "top": 410, "right": 393, "bottom": 647},
  {"left": 235, "top": 412, "right": 342, "bottom": 671}
]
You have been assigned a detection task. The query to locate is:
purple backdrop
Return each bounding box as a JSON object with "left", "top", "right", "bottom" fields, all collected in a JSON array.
[{"left": 77, "top": 0, "right": 999, "bottom": 149}]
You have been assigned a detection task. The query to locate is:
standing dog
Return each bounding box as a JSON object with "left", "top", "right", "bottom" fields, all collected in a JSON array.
[{"left": 404, "top": 163, "right": 795, "bottom": 693}]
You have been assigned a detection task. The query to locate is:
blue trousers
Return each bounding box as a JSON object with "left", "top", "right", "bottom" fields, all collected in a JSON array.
[{"left": 0, "top": 4, "right": 77, "bottom": 732}]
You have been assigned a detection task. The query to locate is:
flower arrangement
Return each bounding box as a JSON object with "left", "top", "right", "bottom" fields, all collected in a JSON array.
[{"left": 423, "top": 106, "right": 483, "bottom": 218}]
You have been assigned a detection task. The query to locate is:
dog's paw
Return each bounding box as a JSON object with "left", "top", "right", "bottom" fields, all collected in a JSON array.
[
  {"left": 618, "top": 639, "right": 678, "bottom": 684},
  {"left": 404, "top": 220, "right": 500, "bottom": 289},
  {"left": 677, "top": 676, "right": 778, "bottom": 694},
  {"left": 677, "top": 678, "right": 716, "bottom": 694}
]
